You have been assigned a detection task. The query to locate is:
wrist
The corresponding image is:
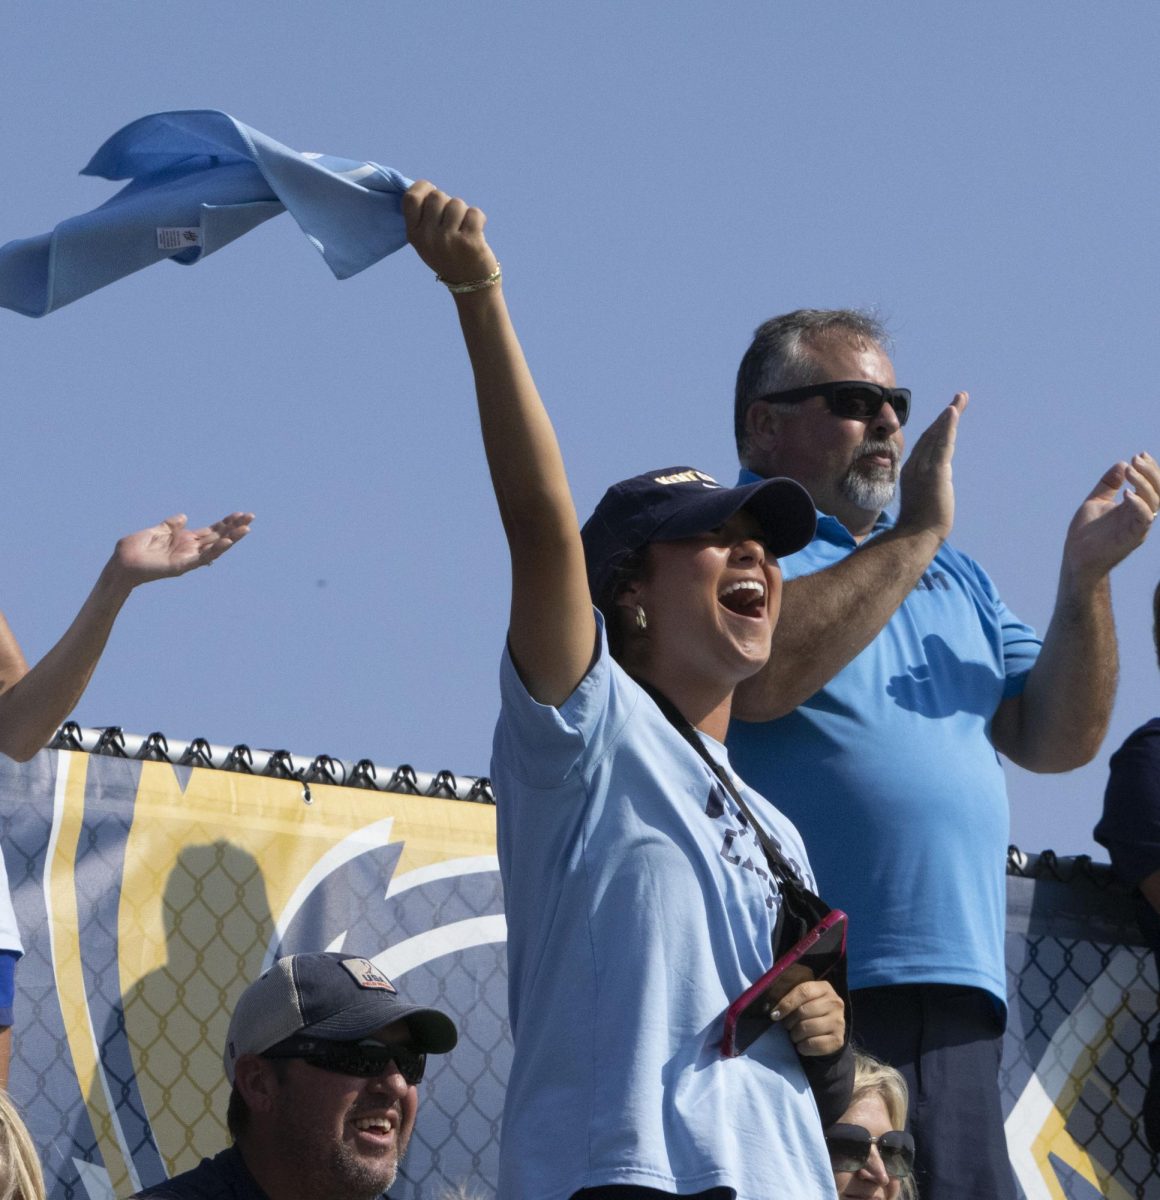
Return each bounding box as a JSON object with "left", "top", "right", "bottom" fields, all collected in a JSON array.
[
  {"left": 95, "top": 558, "right": 138, "bottom": 605},
  {"left": 885, "top": 515, "right": 945, "bottom": 554},
  {"left": 436, "top": 261, "right": 501, "bottom": 295},
  {"left": 1057, "top": 556, "right": 1111, "bottom": 605}
]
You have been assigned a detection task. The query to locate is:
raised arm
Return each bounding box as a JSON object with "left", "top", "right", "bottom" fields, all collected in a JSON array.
[
  {"left": 991, "top": 453, "right": 1160, "bottom": 771},
  {"left": 733, "top": 394, "right": 967, "bottom": 721},
  {"left": 0, "top": 511, "right": 251, "bottom": 762},
  {"left": 404, "top": 183, "right": 595, "bottom": 706},
  {"left": 0, "top": 617, "right": 30, "bottom": 698}
]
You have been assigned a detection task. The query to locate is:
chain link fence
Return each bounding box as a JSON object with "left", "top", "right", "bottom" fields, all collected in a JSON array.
[
  {"left": 0, "top": 739, "right": 1156, "bottom": 1198},
  {"left": 1004, "top": 849, "right": 1158, "bottom": 1198}
]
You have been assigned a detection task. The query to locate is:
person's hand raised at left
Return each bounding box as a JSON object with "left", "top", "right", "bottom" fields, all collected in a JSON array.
[
  {"left": 109, "top": 512, "right": 254, "bottom": 590},
  {"left": 770, "top": 978, "right": 846, "bottom": 1057},
  {"left": 403, "top": 180, "right": 498, "bottom": 288},
  {"left": 1062, "top": 452, "right": 1159, "bottom": 587}
]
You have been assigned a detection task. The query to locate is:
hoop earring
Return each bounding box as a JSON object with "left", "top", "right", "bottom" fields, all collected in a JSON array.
[{"left": 635, "top": 604, "right": 648, "bottom": 632}]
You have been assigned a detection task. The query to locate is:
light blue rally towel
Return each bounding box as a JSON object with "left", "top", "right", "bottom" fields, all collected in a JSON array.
[{"left": 0, "top": 110, "right": 415, "bottom": 317}]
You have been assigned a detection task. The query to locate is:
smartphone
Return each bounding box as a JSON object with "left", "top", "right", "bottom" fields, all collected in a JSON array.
[{"left": 720, "top": 909, "right": 847, "bottom": 1057}]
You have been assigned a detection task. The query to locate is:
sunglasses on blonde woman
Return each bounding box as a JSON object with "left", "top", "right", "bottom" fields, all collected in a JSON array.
[{"left": 824, "top": 1123, "right": 915, "bottom": 1178}]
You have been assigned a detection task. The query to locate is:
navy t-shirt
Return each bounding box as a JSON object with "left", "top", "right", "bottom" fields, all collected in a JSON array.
[
  {"left": 131, "top": 1145, "right": 393, "bottom": 1200},
  {"left": 1095, "top": 717, "right": 1160, "bottom": 954},
  {"left": 1095, "top": 717, "right": 1160, "bottom": 1101},
  {"left": 131, "top": 1148, "right": 268, "bottom": 1200}
]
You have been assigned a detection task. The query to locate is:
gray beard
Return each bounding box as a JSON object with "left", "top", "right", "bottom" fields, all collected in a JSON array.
[{"left": 840, "top": 439, "right": 899, "bottom": 512}]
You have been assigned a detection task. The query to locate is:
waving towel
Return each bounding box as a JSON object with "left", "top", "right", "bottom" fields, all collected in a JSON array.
[{"left": 0, "top": 110, "right": 414, "bottom": 317}]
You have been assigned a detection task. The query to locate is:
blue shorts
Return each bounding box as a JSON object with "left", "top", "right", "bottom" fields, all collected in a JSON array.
[{"left": 0, "top": 949, "right": 18, "bottom": 1026}]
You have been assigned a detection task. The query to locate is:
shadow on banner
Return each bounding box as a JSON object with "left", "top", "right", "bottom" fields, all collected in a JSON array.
[
  {"left": 0, "top": 749, "right": 1158, "bottom": 1197},
  {"left": 0, "top": 749, "right": 508, "bottom": 1200}
]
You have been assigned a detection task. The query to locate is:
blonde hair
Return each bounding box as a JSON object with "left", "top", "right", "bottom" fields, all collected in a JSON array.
[
  {"left": 0, "top": 1091, "right": 46, "bottom": 1200},
  {"left": 850, "top": 1052, "right": 918, "bottom": 1200}
]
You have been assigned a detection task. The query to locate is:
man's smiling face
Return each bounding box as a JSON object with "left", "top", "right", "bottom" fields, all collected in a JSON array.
[
  {"left": 266, "top": 1021, "right": 419, "bottom": 1200},
  {"left": 751, "top": 336, "right": 903, "bottom": 538}
]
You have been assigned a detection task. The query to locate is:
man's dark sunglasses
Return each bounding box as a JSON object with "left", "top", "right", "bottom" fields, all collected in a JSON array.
[
  {"left": 757, "top": 381, "right": 911, "bottom": 427},
  {"left": 261, "top": 1035, "right": 426, "bottom": 1085},
  {"left": 824, "top": 1123, "right": 915, "bottom": 1178}
]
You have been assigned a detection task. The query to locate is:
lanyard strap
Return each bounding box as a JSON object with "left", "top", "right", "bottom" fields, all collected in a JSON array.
[{"left": 633, "top": 679, "right": 801, "bottom": 888}]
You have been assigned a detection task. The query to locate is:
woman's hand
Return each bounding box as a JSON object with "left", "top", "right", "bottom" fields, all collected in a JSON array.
[
  {"left": 109, "top": 512, "right": 253, "bottom": 588},
  {"left": 403, "top": 180, "right": 498, "bottom": 287},
  {"left": 771, "top": 978, "right": 846, "bottom": 1057}
]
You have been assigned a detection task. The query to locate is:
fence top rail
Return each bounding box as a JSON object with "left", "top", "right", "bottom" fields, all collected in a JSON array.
[
  {"left": 1007, "top": 845, "right": 1123, "bottom": 887},
  {"left": 47, "top": 721, "right": 497, "bottom": 805},
  {"left": 42, "top": 727, "right": 1133, "bottom": 881}
]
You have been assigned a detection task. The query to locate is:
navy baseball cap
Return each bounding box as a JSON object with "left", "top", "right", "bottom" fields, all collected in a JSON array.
[
  {"left": 580, "top": 466, "right": 816, "bottom": 604},
  {"left": 224, "top": 952, "right": 458, "bottom": 1082}
]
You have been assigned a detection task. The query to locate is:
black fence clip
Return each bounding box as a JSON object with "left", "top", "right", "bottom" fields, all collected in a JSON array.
[
  {"left": 224, "top": 744, "right": 255, "bottom": 774},
  {"left": 136, "top": 732, "right": 170, "bottom": 762},
  {"left": 466, "top": 777, "right": 496, "bottom": 805},
  {"left": 428, "top": 770, "right": 458, "bottom": 799},
  {"left": 50, "top": 722, "right": 86, "bottom": 751},
  {"left": 178, "top": 738, "right": 215, "bottom": 768},
  {"left": 386, "top": 765, "right": 419, "bottom": 795},
  {"left": 350, "top": 759, "right": 379, "bottom": 789},
  {"left": 93, "top": 727, "right": 128, "bottom": 757}
]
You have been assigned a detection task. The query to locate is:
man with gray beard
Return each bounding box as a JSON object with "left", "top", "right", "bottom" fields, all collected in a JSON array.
[{"left": 724, "top": 309, "right": 1160, "bottom": 1200}]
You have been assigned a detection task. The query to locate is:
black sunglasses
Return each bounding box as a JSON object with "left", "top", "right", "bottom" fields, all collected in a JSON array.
[
  {"left": 262, "top": 1035, "right": 426, "bottom": 1085},
  {"left": 824, "top": 1123, "right": 915, "bottom": 1179},
  {"left": 756, "top": 381, "right": 911, "bottom": 427}
]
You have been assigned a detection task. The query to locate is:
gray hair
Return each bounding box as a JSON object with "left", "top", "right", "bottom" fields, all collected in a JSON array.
[{"left": 734, "top": 309, "right": 888, "bottom": 462}]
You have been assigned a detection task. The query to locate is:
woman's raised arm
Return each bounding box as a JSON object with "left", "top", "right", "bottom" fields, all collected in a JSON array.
[{"left": 404, "top": 183, "right": 596, "bottom": 706}]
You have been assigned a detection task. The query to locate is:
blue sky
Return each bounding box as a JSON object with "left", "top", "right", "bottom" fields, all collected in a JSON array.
[{"left": 1, "top": 2, "right": 1156, "bottom": 858}]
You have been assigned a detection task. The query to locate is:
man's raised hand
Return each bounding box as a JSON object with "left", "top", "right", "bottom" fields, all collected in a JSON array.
[
  {"left": 1062, "top": 452, "right": 1160, "bottom": 586},
  {"left": 896, "top": 391, "right": 968, "bottom": 544}
]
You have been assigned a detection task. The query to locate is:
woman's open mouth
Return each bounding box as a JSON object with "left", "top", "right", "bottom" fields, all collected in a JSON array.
[{"left": 718, "top": 579, "right": 766, "bottom": 619}]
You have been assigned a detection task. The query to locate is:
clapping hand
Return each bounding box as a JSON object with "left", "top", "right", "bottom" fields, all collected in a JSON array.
[
  {"left": 896, "top": 391, "right": 969, "bottom": 543},
  {"left": 1062, "top": 452, "right": 1160, "bottom": 585}
]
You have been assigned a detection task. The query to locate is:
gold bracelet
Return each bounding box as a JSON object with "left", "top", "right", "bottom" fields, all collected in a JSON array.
[{"left": 436, "top": 262, "right": 502, "bottom": 294}]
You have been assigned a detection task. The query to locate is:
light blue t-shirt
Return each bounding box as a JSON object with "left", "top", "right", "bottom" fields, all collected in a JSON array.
[
  {"left": 727, "top": 486, "right": 1041, "bottom": 1007},
  {"left": 0, "top": 110, "right": 413, "bottom": 317},
  {"left": 492, "top": 616, "right": 838, "bottom": 1200}
]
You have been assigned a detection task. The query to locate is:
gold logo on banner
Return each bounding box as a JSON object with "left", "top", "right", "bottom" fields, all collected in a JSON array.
[{"left": 48, "top": 753, "right": 497, "bottom": 1193}]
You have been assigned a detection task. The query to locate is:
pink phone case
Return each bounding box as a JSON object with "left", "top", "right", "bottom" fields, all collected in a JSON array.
[{"left": 721, "top": 908, "right": 847, "bottom": 1057}]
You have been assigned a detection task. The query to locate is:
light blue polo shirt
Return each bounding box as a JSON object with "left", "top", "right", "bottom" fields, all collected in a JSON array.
[
  {"left": 727, "top": 477, "right": 1040, "bottom": 1007},
  {"left": 492, "top": 615, "right": 838, "bottom": 1200}
]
